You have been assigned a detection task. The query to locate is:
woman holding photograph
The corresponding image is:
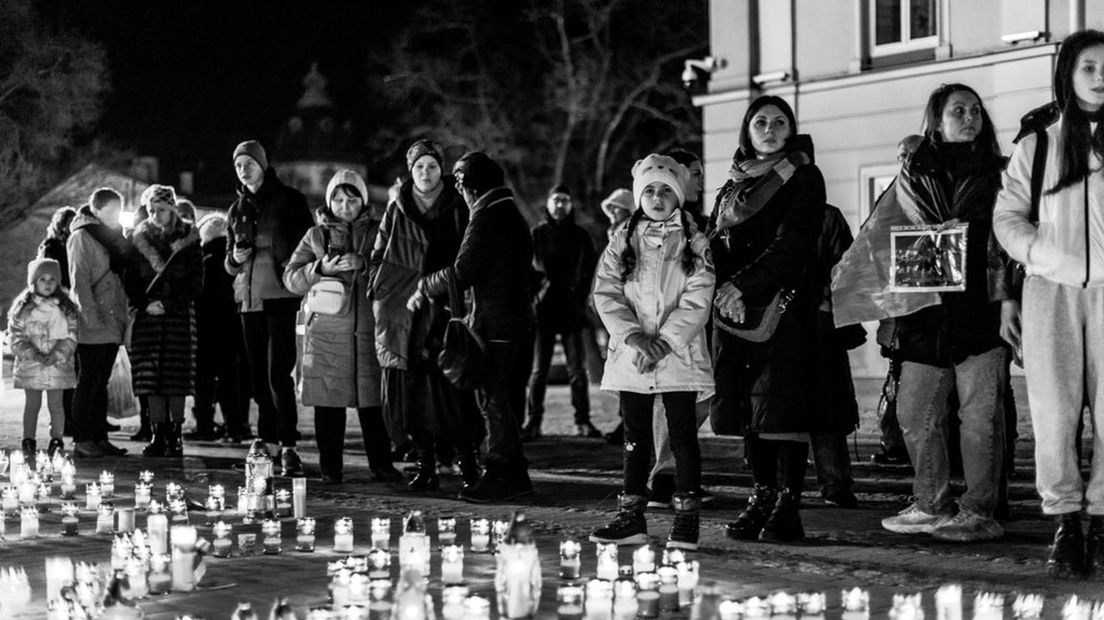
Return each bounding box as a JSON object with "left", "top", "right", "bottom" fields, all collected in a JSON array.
[{"left": 879, "top": 83, "right": 1012, "bottom": 542}]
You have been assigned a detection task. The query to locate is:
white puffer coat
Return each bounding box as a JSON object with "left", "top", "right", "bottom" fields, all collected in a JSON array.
[{"left": 593, "top": 212, "right": 716, "bottom": 400}]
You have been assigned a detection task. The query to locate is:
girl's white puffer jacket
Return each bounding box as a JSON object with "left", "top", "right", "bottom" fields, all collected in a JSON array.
[
  {"left": 593, "top": 213, "right": 716, "bottom": 400},
  {"left": 994, "top": 117, "right": 1104, "bottom": 288}
]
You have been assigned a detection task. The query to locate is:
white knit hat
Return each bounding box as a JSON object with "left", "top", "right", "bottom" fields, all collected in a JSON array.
[
  {"left": 325, "top": 169, "right": 370, "bottom": 211},
  {"left": 631, "top": 154, "right": 689, "bottom": 208}
]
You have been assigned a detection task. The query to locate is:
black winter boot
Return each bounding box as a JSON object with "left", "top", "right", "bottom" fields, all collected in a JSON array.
[
  {"left": 1046, "top": 512, "right": 1083, "bottom": 579},
  {"left": 725, "top": 484, "right": 778, "bottom": 540},
  {"left": 142, "top": 424, "right": 168, "bottom": 457},
  {"left": 130, "top": 398, "right": 152, "bottom": 442},
  {"left": 667, "top": 493, "right": 701, "bottom": 550},
  {"left": 456, "top": 452, "right": 482, "bottom": 490},
  {"left": 1087, "top": 516, "right": 1104, "bottom": 581},
  {"left": 591, "top": 493, "right": 649, "bottom": 545},
  {"left": 408, "top": 459, "right": 440, "bottom": 492},
  {"left": 758, "top": 488, "right": 804, "bottom": 542},
  {"left": 164, "top": 422, "right": 184, "bottom": 457}
]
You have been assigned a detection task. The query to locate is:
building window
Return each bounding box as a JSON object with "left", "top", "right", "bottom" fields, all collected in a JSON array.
[
  {"left": 858, "top": 164, "right": 899, "bottom": 225},
  {"left": 870, "top": 0, "right": 938, "bottom": 56}
]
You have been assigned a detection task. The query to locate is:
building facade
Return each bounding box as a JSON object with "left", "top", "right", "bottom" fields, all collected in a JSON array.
[{"left": 696, "top": 0, "right": 1092, "bottom": 376}]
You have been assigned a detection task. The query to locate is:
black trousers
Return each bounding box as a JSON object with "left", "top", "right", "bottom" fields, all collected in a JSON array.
[
  {"left": 621, "top": 391, "right": 700, "bottom": 496},
  {"left": 193, "top": 319, "right": 246, "bottom": 433},
  {"left": 314, "top": 406, "right": 391, "bottom": 476},
  {"left": 478, "top": 339, "right": 530, "bottom": 465},
  {"left": 241, "top": 299, "right": 299, "bottom": 446},
  {"left": 72, "top": 343, "right": 118, "bottom": 443},
  {"left": 527, "top": 323, "right": 590, "bottom": 425}
]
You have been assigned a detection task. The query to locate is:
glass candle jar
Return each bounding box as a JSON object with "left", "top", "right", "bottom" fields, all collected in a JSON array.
[
  {"left": 677, "top": 560, "right": 699, "bottom": 607},
  {"left": 212, "top": 521, "right": 233, "bottom": 558},
  {"left": 85, "top": 482, "right": 102, "bottom": 511},
  {"left": 559, "top": 540, "right": 581, "bottom": 581},
  {"left": 61, "top": 503, "right": 79, "bottom": 536},
  {"left": 557, "top": 585, "right": 584, "bottom": 620},
  {"left": 59, "top": 463, "right": 76, "bottom": 499},
  {"left": 442, "top": 585, "right": 470, "bottom": 620},
  {"left": 96, "top": 503, "right": 115, "bottom": 534},
  {"left": 612, "top": 579, "right": 637, "bottom": 620},
  {"left": 632, "top": 546, "right": 655, "bottom": 575},
  {"left": 208, "top": 484, "right": 225, "bottom": 510},
  {"left": 438, "top": 517, "right": 457, "bottom": 547},
  {"left": 463, "top": 595, "right": 491, "bottom": 620},
  {"left": 1, "top": 484, "right": 18, "bottom": 514},
  {"left": 634, "top": 572, "right": 660, "bottom": 618},
  {"left": 275, "top": 489, "right": 292, "bottom": 518},
  {"left": 585, "top": 579, "right": 613, "bottom": 620},
  {"left": 134, "top": 482, "right": 151, "bottom": 510},
  {"left": 367, "top": 547, "right": 391, "bottom": 580},
  {"left": 126, "top": 556, "right": 148, "bottom": 600},
  {"left": 334, "top": 517, "right": 355, "bottom": 553},
  {"left": 492, "top": 519, "right": 510, "bottom": 549},
  {"left": 148, "top": 553, "right": 172, "bottom": 595},
  {"left": 657, "top": 566, "right": 679, "bottom": 613},
  {"left": 595, "top": 543, "right": 619, "bottom": 581},
  {"left": 296, "top": 517, "right": 316, "bottom": 552},
  {"left": 98, "top": 471, "right": 115, "bottom": 498},
  {"left": 441, "top": 544, "right": 464, "bottom": 585},
  {"left": 262, "top": 519, "right": 282, "bottom": 554},
  {"left": 238, "top": 532, "right": 257, "bottom": 556},
  {"left": 370, "top": 517, "right": 390, "bottom": 549},
  {"left": 469, "top": 518, "right": 490, "bottom": 553}
]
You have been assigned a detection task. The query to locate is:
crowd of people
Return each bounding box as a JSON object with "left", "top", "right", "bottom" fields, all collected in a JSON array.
[{"left": 10, "top": 29, "right": 1104, "bottom": 574}]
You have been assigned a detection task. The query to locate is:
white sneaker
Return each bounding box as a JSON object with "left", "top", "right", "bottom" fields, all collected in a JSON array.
[
  {"left": 932, "top": 510, "right": 1004, "bottom": 542},
  {"left": 881, "top": 503, "right": 951, "bottom": 534}
]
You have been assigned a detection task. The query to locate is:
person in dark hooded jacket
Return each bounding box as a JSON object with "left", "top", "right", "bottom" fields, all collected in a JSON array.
[
  {"left": 523, "top": 184, "right": 599, "bottom": 441},
  {"left": 225, "top": 140, "right": 313, "bottom": 476},
  {"left": 368, "top": 140, "right": 484, "bottom": 492}
]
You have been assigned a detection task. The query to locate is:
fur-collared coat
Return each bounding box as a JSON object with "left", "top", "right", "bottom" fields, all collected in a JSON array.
[{"left": 124, "top": 217, "right": 202, "bottom": 396}]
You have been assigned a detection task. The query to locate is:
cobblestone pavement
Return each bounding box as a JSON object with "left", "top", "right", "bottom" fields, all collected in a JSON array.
[{"left": 0, "top": 373, "right": 1099, "bottom": 619}]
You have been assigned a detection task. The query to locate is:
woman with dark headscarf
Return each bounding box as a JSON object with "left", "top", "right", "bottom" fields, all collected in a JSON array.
[{"left": 710, "top": 96, "right": 826, "bottom": 543}]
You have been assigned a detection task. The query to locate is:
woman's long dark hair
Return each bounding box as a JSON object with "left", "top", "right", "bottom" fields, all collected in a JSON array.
[
  {"left": 737, "top": 95, "right": 798, "bottom": 159},
  {"left": 1050, "top": 29, "right": 1104, "bottom": 193},
  {"left": 45, "top": 206, "right": 77, "bottom": 241},
  {"left": 618, "top": 208, "right": 702, "bottom": 283},
  {"left": 920, "top": 83, "right": 1001, "bottom": 160}
]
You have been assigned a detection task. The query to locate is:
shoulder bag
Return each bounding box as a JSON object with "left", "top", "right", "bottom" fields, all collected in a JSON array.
[
  {"left": 305, "top": 227, "right": 351, "bottom": 316},
  {"left": 437, "top": 271, "right": 484, "bottom": 390},
  {"left": 714, "top": 289, "right": 795, "bottom": 343}
]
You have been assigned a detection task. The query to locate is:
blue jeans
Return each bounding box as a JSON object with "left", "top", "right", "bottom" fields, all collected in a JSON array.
[{"left": 897, "top": 347, "right": 1006, "bottom": 517}]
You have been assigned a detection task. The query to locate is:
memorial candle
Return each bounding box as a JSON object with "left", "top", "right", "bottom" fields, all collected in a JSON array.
[
  {"left": 798, "top": 592, "right": 826, "bottom": 620},
  {"left": 744, "top": 596, "right": 770, "bottom": 619},
  {"left": 632, "top": 546, "right": 655, "bottom": 575},
  {"left": 50, "top": 450, "right": 65, "bottom": 475},
  {"left": 126, "top": 557, "right": 148, "bottom": 599},
  {"left": 891, "top": 593, "right": 923, "bottom": 620},
  {"left": 331, "top": 568, "right": 352, "bottom": 609},
  {"left": 208, "top": 484, "right": 225, "bottom": 510},
  {"left": 559, "top": 540, "right": 581, "bottom": 580},
  {"left": 612, "top": 579, "right": 637, "bottom": 620},
  {"left": 442, "top": 585, "right": 470, "bottom": 620},
  {"left": 441, "top": 544, "right": 464, "bottom": 585},
  {"left": 212, "top": 521, "right": 233, "bottom": 558},
  {"left": 768, "top": 591, "right": 798, "bottom": 620},
  {"left": 657, "top": 566, "right": 679, "bottom": 613},
  {"left": 463, "top": 595, "right": 491, "bottom": 620},
  {"left": 112, "top": 534, "right": 133, "bottom": 570},
  {"left": 558, "top": 585, "right": 584, "bottom": 620},
  {"left": 134, "top": 482, "right": 151, "bottom": 510},
  {"left": 937, "top": 585, "right": 962, "bottom": 620},
  {"left": 238, "top": 532, "right": 257, "bottom": 556},
  {"left": 296, "top": 517, "right": 316, "bottom": 552},
  {"left": 10, "top": 449, "right": 25, "bottom": 473},
  {"left": 169, "top": 498, "right": 189, "bottom": 524},
  {"left": 99, "top": 471, "right": 115, "bottom": 498},
  {"left": 367, "top": 547, "right": 391, "bottom": 579},
  {"left": 148, "top": 553, "right": 171, "bottom": 595},
  {"left": 36, "top": 481, "right": 50, "bottom": 503},
  {"left": 369, "top": 578, "right": 392, "bottom": 619},
  {"left": 85, "top": 482, "right": 101, "bottom": 511},
  {"left": 1013, "top": 594, "right": 1044, "bottom": 620},
  {"left": 348, "top": 573, "right": 369, "bottom": 605},
  {"left": 263, "top": 519, "right": 282, "bottom": 554},
  {"left": 165, "top": 482, "right": 183, "bottom": 503},
  {"left": 97, "top": 503, "right": 115, "bottom": 534},
  {"left": 0, "top": 451, "right": 7, "bottom": 478},
  {"left": 20, "top": 505, "right": 40, "bottom": 538},
  {"left": 45, "top": 557, "right": 73, "bottom": 602},
  {"left": 170, "top": 525, "right": 198, "bottom": 592},
  {"left": 59, "top": 461, "right": 76, "bottom": 499},
  {"left": 371, "top": 517, "right": 390, "bottom": 549},
  {"left": 61, "top": 502, "right": 79, "bottom": 536},
  {"left": 676, "top": 560, "right": 699, "bottom": 607},
  {"left": 116, "top": 507, "right": 135, "bottom": 534},
  {"left": 470, "top": 518, "right": 490, "bottom": 553},
  {"left": 293, "top": 477, "right": 307, "bottom": 519},
  {"left": 718, "top": 599, "right": 744, "bottom": 620},
  {"left": 634, "top": 573, "right": 660, "bottom": 619},
  {"left": 147, "top": 502, "right": 169, "bottom": 555},
  {"left": 585, "top": 579, "right": 613, "bottom": 620},
  {"left": 18, "top": 479, "right": 36, "bottom": 505},
  {"left": 334, "top": 517, "right": 355, "bottom": 553},
  {"left": 275, "top": 489, "right": 292, "bottom": 517},
  {"left": 492, "top": 519, "right": 510, "bottom": 549},
  {"left": 438, "top": 517, "right": 457, "bottom": 547},
  {"left": 841, "top": 588, "right": 870, "bottom": 620}
]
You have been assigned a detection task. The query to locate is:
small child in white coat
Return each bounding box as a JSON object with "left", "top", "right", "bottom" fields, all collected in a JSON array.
[
  {"left": 7, "top": 258, "right": 79, "bottom": 456},
  {"left": 590, "top": 154, "right": 716, "bottom": 550}
]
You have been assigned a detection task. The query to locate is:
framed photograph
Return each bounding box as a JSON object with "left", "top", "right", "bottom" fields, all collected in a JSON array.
[{"left": 889, "top": 223, "right": 969, "bottom": 292}]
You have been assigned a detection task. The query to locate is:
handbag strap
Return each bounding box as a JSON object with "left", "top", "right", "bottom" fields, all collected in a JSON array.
[{"left": 446, "top": 271, "right": 465, "bottom": 319}]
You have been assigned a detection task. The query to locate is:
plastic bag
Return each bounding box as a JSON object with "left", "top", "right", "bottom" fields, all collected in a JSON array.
[{"left": 107, "top": 346, "right": 139, "bottom": 419}]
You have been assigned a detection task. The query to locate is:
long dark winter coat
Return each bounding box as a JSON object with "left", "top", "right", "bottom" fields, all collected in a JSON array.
[
  {"left": 284, "top": 207, "right": 381, "bottom": 409},
  {"left": 125, "top": 217, "right": 202, "bottom": 396},
  {"left": 368, "top": 176, "right": 468, "bottom": 370},
  {"left": 532, "top": 211, "right": 596, "bottom": 331},
  {"left": 422, "top": 187, "right": 534, "bottom": 342},
  {"left": 890, "top": 138, "right": 1009, "bottom": 367},
  {"left": 710, "top": 139, "right": 826, "bottom": 435}
]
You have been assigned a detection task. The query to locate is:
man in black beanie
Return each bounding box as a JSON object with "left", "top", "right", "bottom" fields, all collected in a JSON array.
[
  {"left": 225, "top": 140, "right": 313, "bottom": 476},
  {"left": 523, "top": 184, "right": 599, "bottom": 440},
  {"left": 413, "top": 151, "right": 535, "bottom": 502}
]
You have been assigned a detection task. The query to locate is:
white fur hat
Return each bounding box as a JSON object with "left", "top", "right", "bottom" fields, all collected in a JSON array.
[{"left": 631, "top": 154, "right": 688, "bottom": 207}]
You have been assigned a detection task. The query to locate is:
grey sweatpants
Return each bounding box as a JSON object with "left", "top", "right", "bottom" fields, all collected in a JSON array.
[{"left": 1023, "top": 276, "right": 1104, "bottom": 515}]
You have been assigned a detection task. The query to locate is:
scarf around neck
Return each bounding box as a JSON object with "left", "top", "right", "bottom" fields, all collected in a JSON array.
[
  {"left": 412, "top": 180, "right": 444, "bottom": 214},
  {"left": 711, "top": 150, "right": 809, "bottom": 238}
]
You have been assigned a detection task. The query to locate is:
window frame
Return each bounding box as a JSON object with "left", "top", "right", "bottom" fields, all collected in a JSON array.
[
  {"left": 869, "top": 0, "right": 939, "bottom": 57},
  {"left": 858, "top": 163, "right": 900, "bottom": 227}
]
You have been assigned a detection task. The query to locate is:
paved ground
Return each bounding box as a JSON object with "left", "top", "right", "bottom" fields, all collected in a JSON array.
[{"left": 0, "top": 366, "right": 1101, "bottom": 619}]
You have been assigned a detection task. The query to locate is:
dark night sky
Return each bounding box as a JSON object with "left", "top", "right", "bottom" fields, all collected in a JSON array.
[{"left": 41, "top": 0, "right": 406, "bottom": 196}]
